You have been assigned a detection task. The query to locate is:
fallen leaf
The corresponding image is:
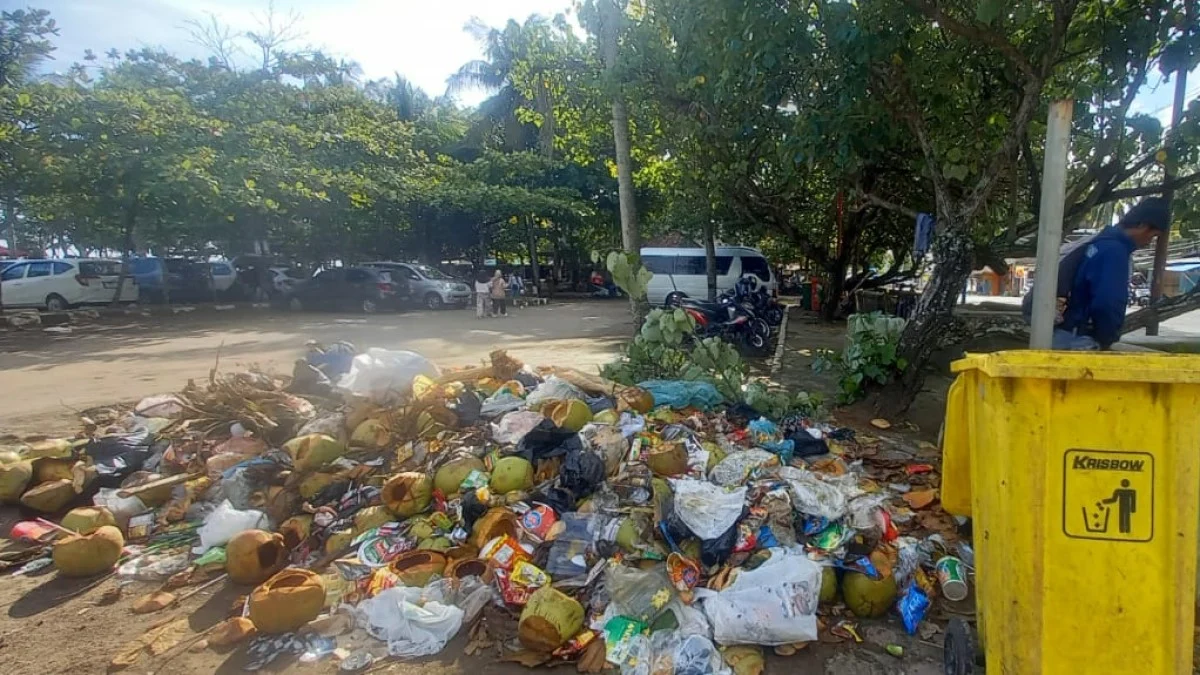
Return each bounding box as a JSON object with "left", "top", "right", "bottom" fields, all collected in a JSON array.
[
  {"left": 722, "top": 645, "right": 764, "bottom": 675},
  {"left": 577, "top": 638, "right": 607, "bottom": 673},
  {"left": 501, "top": 650, "right": 550, "bottom": 667},
  {"left": 132, "top": 590, "right": 177, "bottom": 614},
  {"left": 902, "top": 489, "right": 938, "bottom": 510},
  {"left": 108, "top": 643, "right": 144, "bottom": 671},
  {"left": 870, "top": 418, "right": 892, "bottom": 430},
  {"left": 146, "top": 618, "right": 190, "bottom": 656}
]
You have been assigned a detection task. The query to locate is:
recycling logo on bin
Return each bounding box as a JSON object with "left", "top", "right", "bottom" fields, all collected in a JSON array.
[{"left": 1062, "top": 449, "right": 1154, "bottom": 542}]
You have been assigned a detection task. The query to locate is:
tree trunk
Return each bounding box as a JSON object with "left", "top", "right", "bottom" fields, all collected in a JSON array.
[
  {"left": 885, "top": 220, "right": 975, "bottom": 414},
  {"left": 703, "top": 220, "right": 717, "bottom": 300},
  {"left": 112, "top": 201, "right": 139, "bottom": 307},
  {"left": 600, "top": 0, "right": 643, "bottom": 323},
  {"left": 820, "top": 258, "right": 847, "bottom": 321},
  {"left": 526, "top": 215, "right": 541, "bottom": 296},
  {"left": 0, "top": 197, "right": 12, "bottom": 315}
]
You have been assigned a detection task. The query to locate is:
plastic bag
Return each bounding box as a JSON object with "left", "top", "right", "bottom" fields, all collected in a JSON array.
[
  {"left": 356, "top": 585, "right": 464, "bottom": 658},
  {"left": 662, "top": 599, "right": 712, "bottom": 639},
  {"left": 134, "top": 394, "right": 186, "bottom": 419},
  {"left": 515, "top": 419, "right": 582, "bottom": 461},
  {"left": 86, "top": 422, "right": 155, "bottom": 487},
  {"left": 481, "top": 391, "right": 525, "bottom": 418},
  {"left": 651, "top": 632, "right": 729, "bottom": 675},
  {"left": 194, "top": 500, "right": 268, "bottom": 553},
  {"left": 525, "top": 376, "right": 586, "bottom": 408},
  {"left": 778, "top": 466, "right": 860, "bottom": 520},
  {"left": 669, "top": 480, "right": 746, "bottom": 540},
  {"left": 581, "top": 424, "right": 629, "bottom": 476},
  {"left": 700, "top": 520, "right": 740, "bottom": 568},
  {"left": 746, "top": 417, "right": 795, "bottom": 463},
  {"left": 708, "top": 449, "right": 777, "bottom": 487},
  {"left": 297, "top": 413, "right": 347, "bottom": 440},
  {"left": 699, "top": 548, "right": 821, "bottom": 646},
  {"left": 560, "top": 450, "right": 606, "bottom": 499},
  {"left": 492, "top": 411, "right": 547, "bottom": 445},
  {"left": 607, "top": 565, "right": 675, "bottom": 623},
  {"left": 93, "top": 488, "right": 150, "bottom": 529},
  {"left": 638, "top": 381, "right": 723, "bottom": 410},
  {"left": 338, "top": 349, "right": 440, "bottom": 403}
]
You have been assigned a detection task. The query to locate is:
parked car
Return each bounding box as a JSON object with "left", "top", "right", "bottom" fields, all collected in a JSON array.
[
  {"left": 130, "top": 257, "right": 214, "bottom": 303},
  {"left": 362, "top": 261, "right": 472, "bottom": 309},
  {"left": 640, "top": 246, "right": 777, "bottom": 307},
  {"left": 208, "top": 261, "right": 237, "bottom": 293},
  {"left": 0, "top": 258, "right": 138, "bottom": 311},
  {"left": 278, "top": 267, "right": 406, "bottom": 313}
]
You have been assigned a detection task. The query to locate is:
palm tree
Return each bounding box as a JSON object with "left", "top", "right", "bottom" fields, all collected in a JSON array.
[{"left": 447, "top": 16, "right": 556, "bottom": 154}]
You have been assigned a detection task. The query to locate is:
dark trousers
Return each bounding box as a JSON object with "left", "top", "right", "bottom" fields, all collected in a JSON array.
[{"left": 492, "top": 297, "right": 507, "bottom": 315}]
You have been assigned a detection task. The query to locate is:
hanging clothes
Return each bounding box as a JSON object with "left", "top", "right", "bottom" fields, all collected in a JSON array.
[{"left": 914, "top": 213, "right": 935, "bottom": 257}]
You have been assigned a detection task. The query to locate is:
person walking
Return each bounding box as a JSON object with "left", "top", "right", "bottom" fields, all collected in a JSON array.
[
  {"left": 474, "top": 270, "right": 492, "bottom": 319},
  {"left": 490, "top": 269, "right": 509, "bottom": 317},
  {"left": 508, "top": 269, "right": 525, "bottom": 305}
]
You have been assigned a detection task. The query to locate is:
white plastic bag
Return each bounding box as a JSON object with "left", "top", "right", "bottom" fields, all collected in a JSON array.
[
  {"left": 708, "top": 449, "right": 777, "bottom": 487},
  {"left": 778, "top": 466, "right": 861, "bottom": 520},
  {"left": 699, "top": 548, "right": 822, "bottom": 646},
  {"left": 669, "top": 479, "right": 746, "bottom": 540},
  {"left": 491, "top": 411, "right": 546, "bottom": 444},
  {"left": 134, "top": 394, "right": 186, "bottom": 419},
  {"left": 356, "top": 586, "right": 465, "bottom": 658},
  {"left": 338, "top": 349, "right": 440, "bottom": 403},
  {"left": 193, "top": 500, "right": 268, "bottom": 553},
  {"left": 525, "top": 376, "right": 585, "bottom": 407}
]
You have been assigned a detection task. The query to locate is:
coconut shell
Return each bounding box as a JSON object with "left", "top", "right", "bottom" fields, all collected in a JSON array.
[
  {"left": 0, "top": 460, "right": 33, "bottom": 504},
  {"left": 545, "top": 399, "right": 593, "bottom": 433},
  {"left": 298, "top": 472, "right": 339, "bottom": 500},
  {"left": 324, "top": 529, "right": 355, "bottom": 556},
  {"left": 519, "top": 586, "right": 584, "bottom": 652},
  {"left": 388, "top": 550, "right": 446, "bottom": 587},
  {"left": 434, "top": 456, "right": 486, "bottom": 496},
  {"left": 26, "top": 438, "right": 74, "bottom": 459},
  {"left": 120, "top": 472, "right": 174, "bottom": 506},
  {"left": 248, "top": 569, "right": 326, "bottom": 634},
  {"left": 383, "top": 472, "right": 433, "bottom": 518},
  {"left": 61, "top": 506, "right": 117, "bottom": 535},
  {"left": 617, "top": 387, "right": 655, "bottom": 414},
  {"left": 350, "top": 419, "right": 391, "bottom": 449},
  {"left": 417, "top": 536, "right": 451, "bottom": 552},
  {"left": 471, "top": 508, "right": 520, "bottom": 549},
  {"left": 280, "top": 515, "right": 314, "bottom": 549},
  {"left": 489, "top": 456, "right": 534, "bottom": 494},
  {"left": 53, "top": 525, "right": 124, "bottom": 577},
  {"left": 0, "top": 447, "right": 24, "bottom": 465},
  {"left": 353, "top": 505, "right": 395, "bottom": 534},
  {"left": 209, "top": 617, "right": 257, "bottom": 647},
  {"left": 842, "top": 571, "right": 897, "bottom": 618},
  {"left": 646, "top": 442, "right": 688, "bottom": 477},
  {"left": 20, "top": 478, "right": 76, "bottom": 513},
  {"left": 283, "top": 434, "right": 346, "bottom": 471},
  {"left": 446, "top": 558, "right": 488, "bottom": 580},
  {"left": 32, "top": 457, "right": 76, "bottom": 484},
  {"left": 226, "top": 530, "right": 287, "bottom": 585}
]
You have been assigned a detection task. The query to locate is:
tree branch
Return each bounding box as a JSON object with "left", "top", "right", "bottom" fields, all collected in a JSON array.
[
  {"left": 1106, "top": 171, "right": 1200, "bottom": 201},
  {"left": 902, "top": 0, "right": 1036, "bottom": 79},
  {"left": 862, "top": 192, "right": 920, "bottom": 219}
]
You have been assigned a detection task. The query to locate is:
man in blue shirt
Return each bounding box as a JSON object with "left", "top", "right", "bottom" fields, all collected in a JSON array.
[{"left": 1052, "top": 198, "right": 1170, "bottom": 350}]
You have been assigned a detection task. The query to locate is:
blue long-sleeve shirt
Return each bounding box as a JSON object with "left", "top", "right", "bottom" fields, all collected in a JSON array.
[{"left": 1059, "top": 226, "right": 1136, "bottom": 348}]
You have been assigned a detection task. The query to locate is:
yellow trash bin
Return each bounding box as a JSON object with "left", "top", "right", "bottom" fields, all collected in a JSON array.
[{"left": 941, "top": 351, "right": 1200, "bottom": 675}]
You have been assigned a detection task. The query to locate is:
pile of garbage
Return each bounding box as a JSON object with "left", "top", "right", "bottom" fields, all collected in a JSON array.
[{"left": 0, "top": 343, "right": 972, "bottom": 672}]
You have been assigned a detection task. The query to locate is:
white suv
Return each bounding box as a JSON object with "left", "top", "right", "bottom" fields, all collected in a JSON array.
[{"left": 0, "top": 259, "right": 138, "bottom": 311}]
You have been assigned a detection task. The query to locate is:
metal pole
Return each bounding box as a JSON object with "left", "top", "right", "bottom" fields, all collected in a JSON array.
[
  {"left": 1147, "top": 0, "right": 1191, "bottom": 336},
  {"left": 1030, "top": 100, "right": 1074, "bottom": 349}
]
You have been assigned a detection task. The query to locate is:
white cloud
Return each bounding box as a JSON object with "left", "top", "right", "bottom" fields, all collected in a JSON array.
[{"left": 35, "top": 0, "right": 574, "bottom": 105}]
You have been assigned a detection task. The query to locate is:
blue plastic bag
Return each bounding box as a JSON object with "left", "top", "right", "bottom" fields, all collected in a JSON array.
[
  {"left": 638, "top": 380, "right": 724, "bottom": 410},
  {"left": 748, "top": 417, "right": 796, "bottom": 463}
]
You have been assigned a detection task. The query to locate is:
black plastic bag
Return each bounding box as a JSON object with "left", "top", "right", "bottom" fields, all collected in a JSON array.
[
  {"left": 85, "top": 425, "right": 155, "bottom": 487},
  {"left": 514, "top": 419, "right": 582, "bottom": 461},
  {"left": 460, "top": 490, "right": 489, "bottom": 530},
  {"left": 559, "top": 450, "right": 605, "bottom": 500},
  {"left": 700, "top": 518, "right": 741, "bottom": 567},
  {"left": 529, "top": 487, "right": 575, "bottom": 515},
  {"left": 450, "top": 390, "right": 483, "bottom": 427},
  {"left": 788, "top": 433, "right": 830, "bottom": 458}
]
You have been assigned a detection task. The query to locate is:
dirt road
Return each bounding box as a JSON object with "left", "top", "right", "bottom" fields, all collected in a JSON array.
[{"left": 0, "top": 301, "right": 632, "bottom": 436}]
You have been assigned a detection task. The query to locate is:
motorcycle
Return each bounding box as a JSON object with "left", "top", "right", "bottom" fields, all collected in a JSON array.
[{"left": 673, "top": 295, "right": 772, "bottom": 356}]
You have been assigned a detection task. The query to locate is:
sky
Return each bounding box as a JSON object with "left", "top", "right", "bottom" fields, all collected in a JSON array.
[{"left": 28, "top": 0, "right": 576, "bottom": 106}]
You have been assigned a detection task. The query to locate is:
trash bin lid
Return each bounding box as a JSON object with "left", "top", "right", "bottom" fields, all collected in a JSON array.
[{"left": 950, "top": 350, "right": 1200, "bottom": 383}]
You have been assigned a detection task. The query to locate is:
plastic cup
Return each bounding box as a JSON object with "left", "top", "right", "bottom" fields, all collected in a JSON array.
[{"left": 936, "top": 556, "right": 969, "bottom": 601}]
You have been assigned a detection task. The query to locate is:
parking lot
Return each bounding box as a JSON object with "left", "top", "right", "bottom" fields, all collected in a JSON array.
[{"left": 0, "top": 301, "right": 633, "bottom": 436}]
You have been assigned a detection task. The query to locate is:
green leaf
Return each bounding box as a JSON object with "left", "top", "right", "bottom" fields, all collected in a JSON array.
[{"left": 976, "top": 0, "right": 1004, "bottom": 24}]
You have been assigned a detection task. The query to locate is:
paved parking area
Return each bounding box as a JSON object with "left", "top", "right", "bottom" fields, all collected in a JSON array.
[{"left": 0, "top": 301, "right": 633, "bottom": 436}]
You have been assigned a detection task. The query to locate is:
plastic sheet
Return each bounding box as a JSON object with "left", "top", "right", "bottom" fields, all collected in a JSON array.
[
  {"left": 338, "top": 349, "right": 440, "bottom": 403},
  {"left": 86, "top": 422, "right": 155, "bottom": 487},
  {"left": 698, "top": 548, "right": 821, "bottom": 646},
  {"left": 607, "top": 565, "right": 675, "bottom": 623},
  {"left": 669, "top": 480, "right": 746, "bottom": 540},
  {"left": 778, "top": 466, "right": 861, "bottom": 520},
  {"left": 194, "top": 500, "right": 269, "bottom": 553},
  {"left": 492, "top": 411, "right": 547, "bottom": 445},
  {"left": 515, "top": 419, "right": 583, "bottom": 461},
  {"left": 708, "top": 449, "right": 776, "bottom": 487},
  {"left": 481, "top": 391, "right": 526, "bottom": 418},
  {"left": 356, "top": 585, "right": 464, "bottom": 658},
  {"left": 638, "top": 381, "right": 723, "bottom": 411},
  {"left": 560, "top": 450, "right": 606, "bottom": 499},
  {"left": 525, "top": 376, "right": 586, "bottom": 408}
]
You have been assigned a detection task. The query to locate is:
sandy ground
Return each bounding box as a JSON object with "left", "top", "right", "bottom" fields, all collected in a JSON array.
[
  {"left": 0, "top": 301, "right": 633, "bottom": 437},
  {"left": 0, "top": 302, "right": 947, "bottom": 674}
]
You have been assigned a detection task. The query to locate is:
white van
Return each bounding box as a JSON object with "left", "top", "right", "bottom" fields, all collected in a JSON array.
[
  {"left": 0, "top": 258, "right": 138, "bottom": 311},
  {"left": 641, "top": 246, "right": 775, "bottom": 306}
]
